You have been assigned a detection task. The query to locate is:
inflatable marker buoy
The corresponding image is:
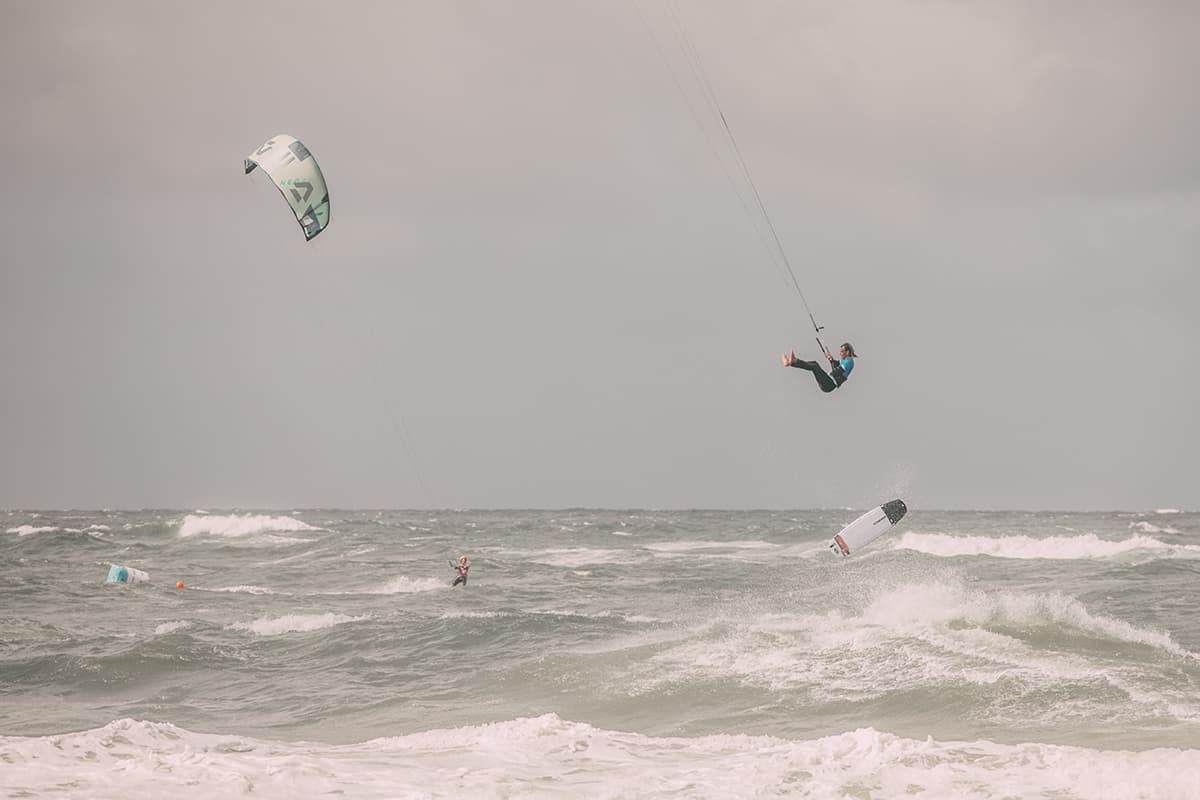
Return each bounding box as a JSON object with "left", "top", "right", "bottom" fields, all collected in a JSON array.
[{"left": 104, "top": 564, "right": 149, "bottom": 584}]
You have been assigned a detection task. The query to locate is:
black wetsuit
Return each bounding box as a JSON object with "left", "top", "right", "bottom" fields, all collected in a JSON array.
[{"left": 788, "top": 358, "right": 848, "bottom": 393}]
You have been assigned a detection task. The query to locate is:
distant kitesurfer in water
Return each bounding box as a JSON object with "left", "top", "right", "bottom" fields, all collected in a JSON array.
[
  {"left": 782, "top": 342, "right": 856, "bottom": 393},
  {"left": 450, "top": 555, "right": 470, "bottom": 587}
]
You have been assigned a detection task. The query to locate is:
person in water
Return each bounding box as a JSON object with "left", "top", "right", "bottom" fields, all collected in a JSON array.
[
  {"left": 782, "top": 342, "right": 856, "bottom": 393},
  {"left": 450, "top": 554, "right": 470, "bottom": 587}
]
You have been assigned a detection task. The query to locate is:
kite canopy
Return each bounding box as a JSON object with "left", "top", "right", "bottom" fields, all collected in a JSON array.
[{"left": 245, "top": 134, "right": 330, "bottom": 241}]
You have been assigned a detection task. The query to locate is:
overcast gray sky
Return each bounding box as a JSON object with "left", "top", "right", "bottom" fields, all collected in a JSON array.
[{"left": 2, "top": 1, "right": 1197, "bottom": 511}]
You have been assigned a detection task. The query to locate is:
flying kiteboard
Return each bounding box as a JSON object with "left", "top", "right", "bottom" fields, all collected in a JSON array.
[
  {"left": 829, "top": 499, "right": 907, "bottom": 557},
  {"left": 245, "top": 134, "right": 331, "bottom": 241}
]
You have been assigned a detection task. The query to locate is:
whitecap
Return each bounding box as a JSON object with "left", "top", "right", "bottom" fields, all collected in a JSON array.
[
  {"left": 4, "top": 716, "right": 1193, "bottom": 800},
  {"left": 638, "top": 578, "right": 1199, "bottom": 721},
  {"left": 6, "top": 525, "right": 60, "bottom": 536},
  {"left": 1130, "top": 521, "right": 1181, "bottom": 535},
  {"left": 891, "top": 531, "right": 1198, "bottom": 560},
  {"left": 206, "top": 585, "right": 277, "bottom": 595},
  {"left": 372, "top": 576, "right": 445, "bottom": 594},
  {"left": 178, "top": 514, "right": 319, "bottom": 538}
]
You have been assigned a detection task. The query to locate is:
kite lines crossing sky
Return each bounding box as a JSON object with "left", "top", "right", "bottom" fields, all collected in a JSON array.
[{"left": 632, "top": 1, "right": 832, "bottom": 351}]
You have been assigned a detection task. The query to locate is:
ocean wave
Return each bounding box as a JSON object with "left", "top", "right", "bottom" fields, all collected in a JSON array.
[
  {"left": 640, "top": 579, "right": 1198, "bottom": 722},
  {"left": 5, "top": 525, "right": 61, "bottom": 536},
  {"left": 852, "top": 581, "right": 1197, "bottom": 661},
  {"left": 645, "top": 540, "right": 776, "bottom": 553},
  {"left": 372, "top": 576, "right": 446, "bottom": 594},
  {"left": 178, "top": 514, "right": 319, "bottom": 538},
  {"left": 205, "top": 585, "right": 278, "bottom": 595},
  {"left": 1130, "top": 521, "right": 1182, "bottom": 535},
  {"left": 0, "top": 715, "right": 1196, "bottom": 800},
  {"left": 437, "top": 609, "right": 660, "bottom": 624},
  {"left": 229, "top": 613, "right": 369, "bottom": 637},
  {"left": 891, "top": 531, "right": 1199, "bottom": 560},
  {"left": 439, "top": 610, "right": 508, "bottom": 619},
  {"left": 535, "top": 609, "right": 661, "bottom": 624},
  {"left": 153, "top": 621, "right": 189, "bottom": 635}
]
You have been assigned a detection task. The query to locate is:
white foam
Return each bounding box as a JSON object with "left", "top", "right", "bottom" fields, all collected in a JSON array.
[
  {"left": 373, "top": 576, "right": 445, "bottom": 594},
  {"left": 229, "top": 613, "right": 369, "bottom": 637},
  {"left": 892, "top": 531, "right": 1199, "bottom": 560},
  {"left": 206, "top": 585, "right": 277, "bottom": 595},
  {"left": 154, "top": 621, "right": 189, "bottom": 635},
  {"left": 639, "top": 579, "right": 1199, "bottom": 721},
  {"left": 0, "top": 716, "right": 1196, "bottom": 800},
  {"left": 1131, "top": 521, "right": 1181, "bottom": 535},
  {"left": 6, "top": 525, "right": 60, "bottom": 536},
  {"left": 438, "top": 609, "right": 659, "bottom": 625},
  {"left": 1155, "top": 508, "right": 1182, "bottom": 514},
  {"left": 853, "top": 581, "right": 1197, "bottom": 661},
  {"left": 178, "top": 514, "right": 318, "bottom": 538}
]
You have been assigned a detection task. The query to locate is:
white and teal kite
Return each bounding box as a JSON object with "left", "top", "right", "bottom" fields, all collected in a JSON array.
[{"left": 244, "top": 134, "right": 331, "bottom": 241}]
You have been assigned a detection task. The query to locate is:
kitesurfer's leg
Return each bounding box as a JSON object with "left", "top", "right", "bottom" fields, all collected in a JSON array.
[
  {"left": 783, "top": 351, "right": 836, "bottom": 392},
  {"left": 807, "top": 367, "right": 837, "bottom": 392}
]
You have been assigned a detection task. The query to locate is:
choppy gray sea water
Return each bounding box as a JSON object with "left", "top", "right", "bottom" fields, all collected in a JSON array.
[{"left": 2, "top": 508, "right": 1198, "bottom": 799}]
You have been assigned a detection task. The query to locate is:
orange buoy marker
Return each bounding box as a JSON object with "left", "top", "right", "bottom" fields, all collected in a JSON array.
[{"left": 175, "top": 580, "right": 185, "bottom": 589}]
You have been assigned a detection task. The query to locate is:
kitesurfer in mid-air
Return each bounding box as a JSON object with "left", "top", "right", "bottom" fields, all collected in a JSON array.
[
  {"left": 450, "top": 555, "right": 470, "bottom": 587},
  {"left": 782, "top": 342, "right": 856, "bottom": 393}
]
